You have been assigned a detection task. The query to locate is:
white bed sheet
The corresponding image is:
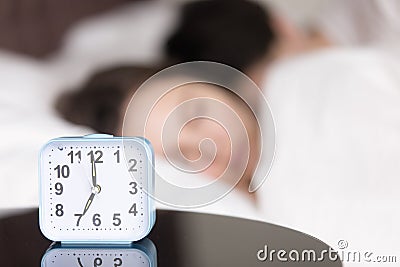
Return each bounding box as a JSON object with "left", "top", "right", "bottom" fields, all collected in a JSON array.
[{"left": 258, "top": 48, "right": 400, "bottom": 265}]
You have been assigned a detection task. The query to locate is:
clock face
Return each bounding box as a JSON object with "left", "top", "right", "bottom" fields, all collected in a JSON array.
[
  {"left": 41, "top": 239, "right": 157, "bottom": 267},
  {"left": 39, "top": 136, "right": 155, "bottom": 242}
]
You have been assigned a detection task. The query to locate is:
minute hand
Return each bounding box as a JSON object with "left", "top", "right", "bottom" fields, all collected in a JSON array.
[{"left": 91, "top": 160, "right": 97, "bottom": 187}]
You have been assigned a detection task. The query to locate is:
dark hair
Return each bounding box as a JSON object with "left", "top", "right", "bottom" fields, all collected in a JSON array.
[
  {"left": 165, "top": 0, "right": 276, "bottom": 71},
  {"left": 55, "top": 66, "right": 158, "bottom": 135}
]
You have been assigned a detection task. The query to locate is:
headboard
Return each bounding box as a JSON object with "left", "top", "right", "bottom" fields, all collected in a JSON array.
[{"left": 0, "top": 0, "right": 148, "bottom": 58}]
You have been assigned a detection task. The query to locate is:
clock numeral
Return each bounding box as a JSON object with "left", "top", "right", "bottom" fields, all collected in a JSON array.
[
  {"left": 54, "top": 165, "right": 70, "bottom": 178},
  {"left": 55, "top": 204, "right": 64, "bottom": 217},
  {"left": 77, "top": 257, "right": 122, "bottom": 267},
  {"left": 129, "top": 203, "right": 138, "bottom": 216},
  {"left": 74, "top": 213, "right": 83, "bottom": 226},
  {"left": 114, "top": 150, "right": 120, "bottom": 163},
  {"left": 92, "top": 213, "right": 101, "bottom": 226},
  {"left": 128, "top": 158, "right": 138, "bottom": 172},
  {"left": 79, "top": 257, "right": 121, "bottom": 267},
  {"left": 129, "top": 181, "right": 138, "bottom": 194},
  {"left": 78, "top": 257, "right": 120, "bottom": 267},
  {"left": 76, "top": 214, "right": 124, "bottom": 227},
  {"left": 67, "top": 150, "right": 81, "bottom": 163},
  {"left": 54, "top": 182, "right": 63, "bottom": 195},
  {"left": 113, "top": 213, "right": 122, "bottom": 226},
  {"left": 88, "top": 150, "right": 103, "bottom": 163},
  {"left": 94, "top": 257, "right": 103, "bottom": 267},
  {"left": 114, "top": 258, "right": 123, "bottom": 267}
]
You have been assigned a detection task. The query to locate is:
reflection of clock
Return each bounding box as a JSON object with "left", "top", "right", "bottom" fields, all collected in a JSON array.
[
  {"left": 41, "top": 238, "right": 157, "bottom": 267},
  {"left": 39, "top": 134, "right": 155, "bottom": 243}
]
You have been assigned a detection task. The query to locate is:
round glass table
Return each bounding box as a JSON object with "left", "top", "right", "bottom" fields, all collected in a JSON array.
[{"left": 0, "top": 209, "right": 342, "bottom": 266}]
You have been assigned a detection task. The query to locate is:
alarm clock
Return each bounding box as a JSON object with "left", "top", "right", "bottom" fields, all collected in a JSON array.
[
  {"left": 39, "top": 134, "right": 155, "bottom": 244},
  {"left": 41, "top": 238, "right": 157, "bottom": 267}
]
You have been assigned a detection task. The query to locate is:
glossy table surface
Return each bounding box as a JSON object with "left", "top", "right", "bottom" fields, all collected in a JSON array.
[{"left": 0, "top": 209, "right": 342, "bottom": 266}]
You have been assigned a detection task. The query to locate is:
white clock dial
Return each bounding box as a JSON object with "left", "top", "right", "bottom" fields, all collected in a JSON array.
[
  {"left": 41, "top": 239, "right": 157, "bottom": 267},
  {"left": 39, "top": 135, "right": 155, "bottom": 243}
]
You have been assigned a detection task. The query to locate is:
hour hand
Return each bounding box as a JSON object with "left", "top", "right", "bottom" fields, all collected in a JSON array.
[
  {"left": 74, "top": 192, "right": 95, "bottom": 226},
  {"left": 91, "top": 160, "right": 97, "bottom": 187},
  {"left": 82, "top": 192, "right": 95, "bottom": 216}
]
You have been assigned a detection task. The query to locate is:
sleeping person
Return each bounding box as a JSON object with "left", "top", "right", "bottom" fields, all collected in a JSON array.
[
  {"left": 55, "top": 0, "right": 285, "bottom": 219},
  {"left": 164, "top": 0, "right": 400, "bottom": 261},
  {"left": 56, "top": 65, "right": 263, "bottom": 219},
  {"left": 55, "top": 1, "right": 400, "bottom": 257}
]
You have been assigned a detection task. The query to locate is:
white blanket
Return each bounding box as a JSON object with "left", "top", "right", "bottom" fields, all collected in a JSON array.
[{"left": 258, "top": 48, "right": 400, "bottom": 266}]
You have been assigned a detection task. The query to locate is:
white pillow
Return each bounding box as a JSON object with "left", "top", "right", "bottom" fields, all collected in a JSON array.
[
  {"left": 0, "top": 51, "right": 91, "bottom": 208},
  {"left": 47, "top": 1, "right": 179, "bottom": 91}
]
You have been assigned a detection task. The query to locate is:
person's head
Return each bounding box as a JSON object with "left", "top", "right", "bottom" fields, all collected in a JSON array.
[
  {"left": 57, "top": 65, "right": 261, "bottom": 195},
  {"left": 165, "top": 0, "right": 276, "bottom": 75},
  {"left": 56, "top": 66, "right": 159, "bottom": 135},
  {"left": 123, "top": 80, "right": 260, "bottom": 193}
]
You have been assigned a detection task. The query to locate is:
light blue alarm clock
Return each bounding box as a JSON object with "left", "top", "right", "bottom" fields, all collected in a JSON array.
[
  {"left": 41, "top": 238, "right": 157, "bottom": 267},
  {"left": 39, "top": 134, "right": 155, "bottom": 244}
]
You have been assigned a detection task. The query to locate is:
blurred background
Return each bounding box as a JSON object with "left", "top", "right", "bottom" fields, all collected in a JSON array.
[
  {"left": 0, "top": 0, "right": 324, "bottom": 58},
  {"left": 1, "top": 0, "right": 334, "bottom": 209},
  {"left": 1, "top": 1, "right": 400, "bottom": 264}
]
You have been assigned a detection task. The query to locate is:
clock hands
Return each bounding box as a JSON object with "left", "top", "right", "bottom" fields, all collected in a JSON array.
[
  {"left": 82, "top": 191, "right": 95, "bottom": 216},
  {"left": 91, "top": 160, "right": 97, "bottom": 188},
  {"left": 82, "top": 161, "right": 100, "bottom": 217},
  {"left": 74, "top": 184, "right": 102, "bottom": 226},
  {"left": 74, "top": 161, "right": 102, "bottom": 226}
]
